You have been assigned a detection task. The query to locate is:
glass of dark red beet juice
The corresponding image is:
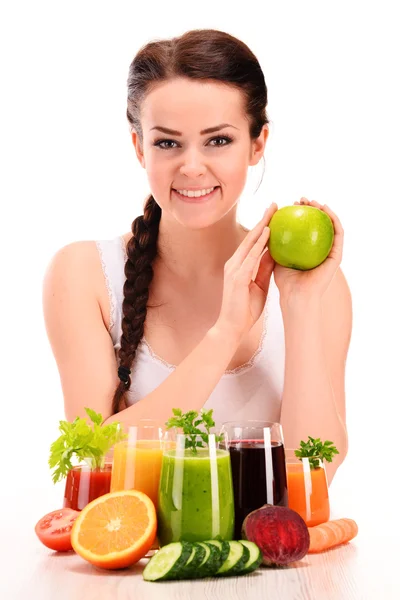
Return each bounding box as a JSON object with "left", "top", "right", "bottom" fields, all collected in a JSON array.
[{"left": 220, "top": 421, "right": 288, "bottom": 539}]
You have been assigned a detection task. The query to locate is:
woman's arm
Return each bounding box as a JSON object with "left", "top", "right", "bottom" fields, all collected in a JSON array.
[
  {"left": 279, "top": 267, "right": 352, "bottom": 486},
  {"left": 104, "top": 323, "right": 240, "bottom": 428},
  {"left": 42, "top": 242, "right": 243, "bottom": 428}
]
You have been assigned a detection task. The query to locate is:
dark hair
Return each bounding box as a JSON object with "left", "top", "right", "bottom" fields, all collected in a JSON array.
[{"left": 112, "top": 28, "right": 270, "bottom": 414}]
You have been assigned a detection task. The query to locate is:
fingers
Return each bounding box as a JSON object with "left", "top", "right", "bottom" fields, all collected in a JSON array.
[
  {"left": 254, "top": 248, "right": 275, "bottom": 294},
  {"left": 238, "top": 226, "right": 271, "bottom": 283},
  {"left": 295, "top": 197, "right": 323, "bottom": 209},
  {"left": 228, "top": 202, "right": 277, "bottom": 269},
  {"left": 321, "top": 204, "right": 344, "bottom": 263}
]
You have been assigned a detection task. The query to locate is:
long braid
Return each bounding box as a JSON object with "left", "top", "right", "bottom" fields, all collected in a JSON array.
[{"left": 112, "top": 195, "right": 161, "bottom": 414}]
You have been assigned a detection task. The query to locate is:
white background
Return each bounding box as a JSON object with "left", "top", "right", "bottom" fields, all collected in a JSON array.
[{"left": 1, "top": 0, "right": 399, "bottom": 555}]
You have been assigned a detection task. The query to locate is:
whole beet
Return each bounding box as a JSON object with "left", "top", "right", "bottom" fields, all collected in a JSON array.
[{"left": 242, "top": 504, "right": 310, "bottom": 567}]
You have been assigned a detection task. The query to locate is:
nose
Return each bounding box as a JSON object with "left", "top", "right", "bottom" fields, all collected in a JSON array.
[{"left": 179, "top": 148, "right": 207, "bottom": 178}]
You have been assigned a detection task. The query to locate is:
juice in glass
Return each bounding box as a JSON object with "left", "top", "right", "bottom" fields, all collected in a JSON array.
[
  {"left": 157, "top": 435, "right": 235, "bottom": 546},
  {"left": 286, "top": 449, "right": 330, "bottom": 526},
  {"left": 63, "top": 458, "right": 112, "bottom": 511},
  {"left": 110, "top": 440, "right": 164, "bottom": 507},
  {"left": 220, "top": 421, "right": 288, "bottom": 539},
  {"left": 110, "top": 422, "right": 175, "bottom": 556},
  {"left": 229, "top": 439, "right": 288, "bottom": 538}
]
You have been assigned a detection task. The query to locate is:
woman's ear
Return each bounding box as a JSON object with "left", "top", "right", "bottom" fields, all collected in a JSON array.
[
  {"left": 249, "top": 125, "right": 269, "bottom": 166},
  {"left": 131, "top": 131, "right": 146, "bottom": 168}
]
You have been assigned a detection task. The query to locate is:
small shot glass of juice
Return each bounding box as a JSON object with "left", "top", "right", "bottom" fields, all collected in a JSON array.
[{"left": 285, "top": 448, "right": 330, "bottom": 527}]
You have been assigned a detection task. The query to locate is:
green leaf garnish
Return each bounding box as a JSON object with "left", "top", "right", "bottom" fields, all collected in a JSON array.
[
  {"left": 48, "top": 407, "right": 127, "bottom": 484},
  {"left": 294, "top": 436, "right": 339, "bottom": 469},
  {"left": 165, "top": 408, "right": 223, "bottom": 455},
  {"left": 84, "top": 407, "right": 103, "bottom": 426}
]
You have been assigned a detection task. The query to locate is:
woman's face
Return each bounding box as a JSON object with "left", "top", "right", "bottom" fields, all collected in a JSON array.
[{"left": 132, "top": 77, "right": 268, "bottom": 230}]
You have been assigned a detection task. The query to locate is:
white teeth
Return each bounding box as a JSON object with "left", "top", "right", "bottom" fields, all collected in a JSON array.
[{"left": 175, "top": 186, "right": 216, "bottom": 198}]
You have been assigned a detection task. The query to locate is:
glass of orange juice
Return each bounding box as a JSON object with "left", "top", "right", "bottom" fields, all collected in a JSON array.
[
  {"left": 285, "top": 448, "right": 330, "bottom": 527},
  {"left": 110, "top": 419, "right": 175, "bottom": 555}
]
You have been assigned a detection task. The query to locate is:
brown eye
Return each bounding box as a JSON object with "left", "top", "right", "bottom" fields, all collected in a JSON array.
[
  {"left": 208, "top": 136, "right": 233, "bottom": 146},
  {"left": 153, "top": 139, "right": 178, "bottom": 150}
]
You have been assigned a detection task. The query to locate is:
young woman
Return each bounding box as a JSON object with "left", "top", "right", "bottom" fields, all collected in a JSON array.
[{"left": 43, "top": 29, "right": 352, "bottom": 485}]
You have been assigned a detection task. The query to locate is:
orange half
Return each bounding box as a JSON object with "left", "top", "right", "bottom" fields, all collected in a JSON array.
[{"left": 71, "top": 490, "right": 157, "bottom": 569}]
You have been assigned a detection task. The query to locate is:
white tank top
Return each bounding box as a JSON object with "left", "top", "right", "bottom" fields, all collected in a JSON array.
[{"left": 96, "top": 236, "right": 285, "bottom": 430}]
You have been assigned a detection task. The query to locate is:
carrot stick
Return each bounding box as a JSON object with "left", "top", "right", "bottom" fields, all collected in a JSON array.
[{"left": 308, "top": 518, "right": 358, "bottom": 553}]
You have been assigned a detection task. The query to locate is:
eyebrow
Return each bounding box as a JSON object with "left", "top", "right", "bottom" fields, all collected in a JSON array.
[{"left": 150, "top": 123, "right": 239, "bottom": 136}]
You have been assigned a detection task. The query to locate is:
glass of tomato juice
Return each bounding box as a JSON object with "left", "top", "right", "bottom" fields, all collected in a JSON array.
[
  {"left": 63, "top": 455, "right": 112, "bottom": 511},
  {"left": 285, "top": 448, "right": 330, "bottom": 526}
]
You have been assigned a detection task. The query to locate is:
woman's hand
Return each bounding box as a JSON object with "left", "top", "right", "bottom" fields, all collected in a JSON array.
[
  {"left": 273, "top": 198, "right": 344, "bottom": 305},
  {"left": 215, "top": 203, "right": 277, "bottom": 340}
]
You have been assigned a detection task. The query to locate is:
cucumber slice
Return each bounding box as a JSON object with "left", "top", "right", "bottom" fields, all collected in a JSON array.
[
  {"left": 196, "top": 541, "right": 222, "bottom": 577},
  {"left": 143, "top": 542, "right": 193, "bottom": 582},
  {"left": 238, "top": 540, "right": 263, "bottom": 574},
  {"left": 215, "top": 541, "right": 250, "bottom": 576},
  {"left": 175, "top": 543, "right": 206, "bottom": 580},
  {"left": 204, "top": 540, "right": 230, "bottom": 567}
]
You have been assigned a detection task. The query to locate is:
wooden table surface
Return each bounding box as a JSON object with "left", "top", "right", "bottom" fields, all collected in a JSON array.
[{"left": 2, "top": 473, "right": 397, "bottom": 600}]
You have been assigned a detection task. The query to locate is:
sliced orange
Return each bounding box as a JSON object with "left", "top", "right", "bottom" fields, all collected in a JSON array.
[{"left": 71, "top": 490, "right": 157, "bottom": 569}]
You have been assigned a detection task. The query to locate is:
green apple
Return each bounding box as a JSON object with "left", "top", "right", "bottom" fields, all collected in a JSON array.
[{"left": 268, "top": 205, "right": 334, "bottom": 270}]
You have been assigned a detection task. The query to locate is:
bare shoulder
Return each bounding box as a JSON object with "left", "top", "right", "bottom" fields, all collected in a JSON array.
[
  {"left": 43, "top": 239, "right": 111, "bottom": 333},
  {"left": 44, "top": 240, "right": 101, "bottom": 273},
  {"left": 43, "top": 240, "right": 105, "bottom": 300}
]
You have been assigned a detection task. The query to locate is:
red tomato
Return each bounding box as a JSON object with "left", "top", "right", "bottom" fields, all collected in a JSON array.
[{"left": 35, "top": 508, "right": 79, "bottom": 552}]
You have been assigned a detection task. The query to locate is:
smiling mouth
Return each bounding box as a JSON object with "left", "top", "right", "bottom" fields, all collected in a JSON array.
[
  {"left": 173, "top": 186, "right": 219, "bottom": 194},
  {"left": 172, "top": 187, "right": 220, "bottom": 202}
]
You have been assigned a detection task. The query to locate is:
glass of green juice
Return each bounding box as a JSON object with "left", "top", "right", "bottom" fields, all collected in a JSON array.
[{"left": 157, "top": 432, "right": 235, "bottom": 546}]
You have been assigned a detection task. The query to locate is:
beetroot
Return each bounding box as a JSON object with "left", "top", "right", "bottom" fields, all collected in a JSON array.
[{"left": 241, "top": 504, "right": 310, "bottom": 567}]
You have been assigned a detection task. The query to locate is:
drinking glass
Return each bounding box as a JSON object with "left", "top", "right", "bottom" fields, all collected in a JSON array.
[
  {"left": 157, "top": 432, "right": 235, "bottom": 546},
  {"left": 220, "top": 420, "right": 288, "bottom": 539},
  {"left": 63, "top": 455, "right": 112, "bottom": 511},
  {"left": 285, "top": 448, "right": 330, "bottom": 526},
  {"left": 110, "top": 420, "right": 175, "bottom": 556}
]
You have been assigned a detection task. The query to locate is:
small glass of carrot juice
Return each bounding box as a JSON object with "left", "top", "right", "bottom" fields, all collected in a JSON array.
[
  {"left": 285, "top": 448, "right": 330, "bottom": 527},
  {"left": 110, "top": 420, "right": 175, "bottom": 556}
]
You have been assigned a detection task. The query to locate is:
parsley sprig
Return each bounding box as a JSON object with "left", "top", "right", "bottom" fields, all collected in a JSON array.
[
  {"left": 294, "top": 436, "right": 339, "bottom": 469},
  {"left": 165, "top": 408, "right": 223, "bottom": 455},
  {"left": 48, "top": 408, "right": 127, "bottom": 484}
]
